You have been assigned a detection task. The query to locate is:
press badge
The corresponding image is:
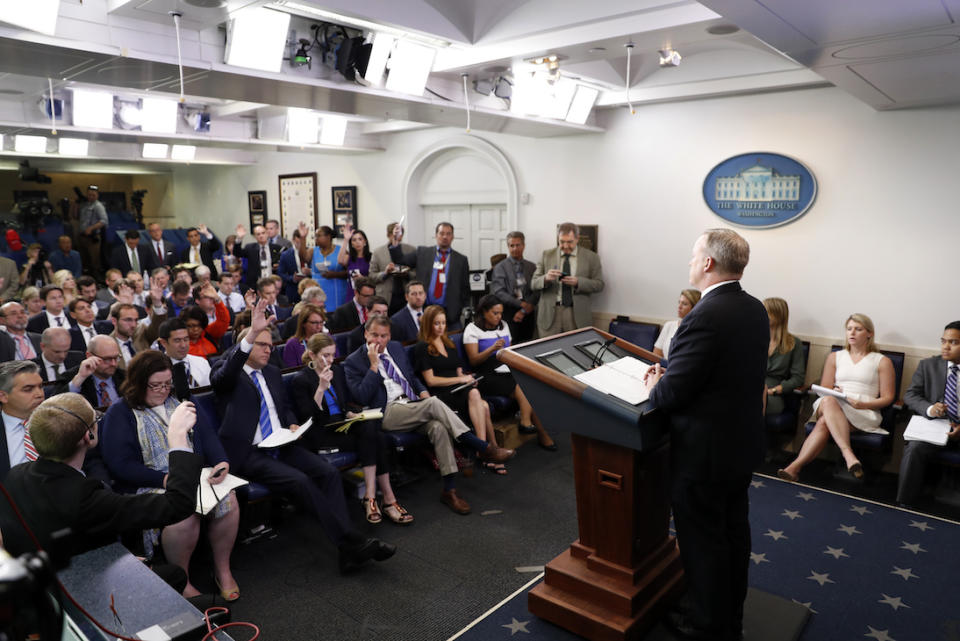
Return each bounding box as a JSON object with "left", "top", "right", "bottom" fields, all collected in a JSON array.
[
  {"left": 433, "top": 261, "right": 444, "bottom": 270},
  {"left": 438, "top": 273, "right": 446, "bottom": 283}
]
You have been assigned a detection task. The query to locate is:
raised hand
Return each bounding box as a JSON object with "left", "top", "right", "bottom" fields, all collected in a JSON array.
[
  {"left": 235, "top": 223, "right": 247, "bottom": 240},
  {"left": 197, "top": 223, "right": 209, "bottom": 236},
  {"left": 249, "top": 297, "right": 271, "bottom": 337}
]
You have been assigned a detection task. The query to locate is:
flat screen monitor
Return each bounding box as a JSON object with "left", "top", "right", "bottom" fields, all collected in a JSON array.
[
  {"left": 574, "top": 340, "right": 625, "bottom": 365},
  {"left": 536, "top": 349, "right": 586, "bottom": 377}
]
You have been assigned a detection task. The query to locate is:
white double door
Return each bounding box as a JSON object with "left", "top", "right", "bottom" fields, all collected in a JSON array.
[{"left": 421, "top": 204, "right": 508, "bottom": 271}]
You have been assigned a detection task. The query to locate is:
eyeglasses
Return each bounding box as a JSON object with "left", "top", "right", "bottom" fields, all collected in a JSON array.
[
  {"left": 95, "top": 354, "right": 120, "bottom": 362},
  {"left": 253, "top": 341, "right": 273, "bottom": 349},
  {"left": 146, "top": 381, "right": 174, "bottom": 391}
]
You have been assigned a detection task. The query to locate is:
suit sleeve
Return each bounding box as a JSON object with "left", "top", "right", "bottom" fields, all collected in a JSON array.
[
  {"left": 648, "top": 313, "right": 719, "bottom": 411},
  {"left": 530, "top": 253, "right": 549, "bottom": 292},
  {"left": 290, "top": 371, "right": 323, "bottom": 425},
  {"left": 780, "top": 339, "right": 806, "bottom": 393},
  {"left": 100, "top": 402, "right": 166, "bottom": 489},
  {"left": 575, "top": 252, "right": 604, "bottom": 295},
  {"left": 368, "top": 248, "right": 387, "bottom": 282},
  {"left": 458, "top": 255, "right": 470, "bottom": 308},
  {"left": 344, "top": 351, "right": 386, "bottom": 407},
  {"left": 210, "top": 343, "right": 248, "bottom": 393},
  {"left": 489, "top": 262, "right": 516, "bottom": 308},
  {"left": 904, "top": 361, "right": 936, "bottom": 416}
]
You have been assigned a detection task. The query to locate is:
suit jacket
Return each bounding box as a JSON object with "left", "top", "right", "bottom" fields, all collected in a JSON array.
[
  {"left": 33, "top": 352, "right": 84, "bottom": 383},
  {"left": 210, "top": 343, "right": 297, "bottom": 467},
  {"left": 343, "top": 341, "right": 426, "bottom": 411},
  {"left": 290, "top": 364, "right": 353, "bottom": 427},
  {"left": 0, "top": 257, "right": 18, "bottom": 302},
  {"left": 904, "top": 356, "right": 950, "bottom": 417},
  {"left": 277, "top": 247, "right": 306, "bottom": 304},
  {"left": 68, "top": 321, "right": 113, "bottom": 353},
  {"left": 179, "top": 237, "right": 223, "bottom": 276},
  {"left": 0, "top": 451, "right": 201, "bottom": 560},
  {"left": 144, "top": 239, "right": 178, "bottom": 271},
  {"left": 407, "top": 246, "right": 470, "bottom": 327},
  {"left": 234, "top": 242, "right": 282, "bottom": 285},
  {"left": 0, "top": 331, "right": 42, "bottom": 362},
  {"left": 531, "top": 246, "right": 604, "bottom": 333},
  {"left": 389, "top": 307, "right": 420, "bottom": 344},
  {"left": 56, "top": 366, "right": 126, "bottom": 410},
  {"left": 369, "top": 242, "right": 415, "bottom": 302},
  {"left": 109, "top": 244, "right": 154, "bottom": 276},
  {"left": 648, "top": 282, "right": 768, "bottom": 481},
  {"left": 328, "top": 299, "right": 362, "bottom": 333},
  {"left": 490, "top": 256, "right": 539, "bottom": 313},
  {"left": 27, "top": 312, "right": 78, "bottom": 334}
]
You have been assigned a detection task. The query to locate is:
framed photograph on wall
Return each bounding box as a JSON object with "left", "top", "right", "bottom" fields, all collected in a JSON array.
[
  {"left": 247, "top": 190, "right": 267, "bottom": 229},
  {"left": 331, "top": 186, "right": 357, "bottom": 238},
  {"left": 278, "top": 173, "right": 318, "bottom": 246}
]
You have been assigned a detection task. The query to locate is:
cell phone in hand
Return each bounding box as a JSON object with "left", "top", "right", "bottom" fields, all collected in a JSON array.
[{"left": 210, "top": 467, "right": 226, "bottom": 480}]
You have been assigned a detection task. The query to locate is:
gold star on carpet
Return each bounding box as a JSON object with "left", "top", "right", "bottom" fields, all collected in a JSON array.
[
  {"left": 750, "top": 552, "right": 769, "bottom": 564},
  {"left": 502, "top": 618, "right": 530, "bottom": 635},
  {"left": 823, "top": 546, "right": 849, "bottom": 559},
  {"left": 878, "top": 594, "right": 910, "bottom": 611},
  {"left": 908, "top": 520, "right": 933, "bottom": 532},
  {"left": 837, "top": 524, "right": 862, "bottom": 536},
  {"left": 900, "top": 541, "right": 926, "bottom": 554},
  {"left": 764, "top": 529, "right": 787, "bottom": 541},
  {"left": 807, "top": 571, "right": 834, "bottom": 586},
  {"left": 796, "top": 491, "right": 816, "bottom": 501},
  {"left": 782, "top": 509, "right": 802, "bottom": 520},
  {"left": 865, "top": 626, "right": 896, "bottom": 641},
  {"left": 850, "top": 505, "right": 872, "bottom": 515},
  {"left": 890, "top": 567, "right": 918, "bottom": 580}
]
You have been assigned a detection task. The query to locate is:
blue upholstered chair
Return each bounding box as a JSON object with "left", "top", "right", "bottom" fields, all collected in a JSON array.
[{"left": 608, "top": 316, "right": 660, "bottom": 352}]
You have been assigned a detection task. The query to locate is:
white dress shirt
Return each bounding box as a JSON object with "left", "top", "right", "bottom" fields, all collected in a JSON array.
[
  {"left": 45, "top": 310, "right": 68, "bottom": 328},
  {"left": 239, "top": 338, "right": 282, "bottom": 443},
  {"left": 2, "top": 411, "right": 28, "bottom": 468},
  {"left": 41, "top": 354, "right": 65, "bottom": 381}
]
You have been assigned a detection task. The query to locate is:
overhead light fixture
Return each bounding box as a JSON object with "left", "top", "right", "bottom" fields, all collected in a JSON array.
[
  {"left": 287, "top": 108, "right": 319, "bottom": 144},
  {"left": 263, "top": 1, "right": 450, "bottom": 48},
  {"left": 117, "top": 100, "right": 143, "bottom": 128},
  {"left": 58, "top": 138, "right": 89, "bottom": 156},
  {"left": 0, "top": 0, "right": 60, "bottom": 36},
  {"left": 510, "top": 65, "right": 576, "bottom": 120},
  {"left": 361, "top": 32, "right": 395, "bottom": 87},
  {"left": 15, "top": 135, "right": 47, "bottom": 154},
  {"left": 142, "top": 143, "right": 169, "bottom": 159},
  {"left": 71, "top": 88, "right": 114, "bottom": 129},
  {"left": 659, "top": 48, "right": 682, "bottom": 67},
  {"left": 141, "top": 97, "right": 178, "bottom": 133},
  {"left": 566, "top": 85, "right": 599, "bottom": 125},
  {"left": 320, "top": 115, "right": 347, "bottom": 146},
  {"left": 171, "top": 145, "right": 196, "bottom": 161},
  {"left": 385, "top": 40, "right": 435, "bottom": 96},
  {"left": 224, "top": 7, "right": 291, "bottom": 73}
]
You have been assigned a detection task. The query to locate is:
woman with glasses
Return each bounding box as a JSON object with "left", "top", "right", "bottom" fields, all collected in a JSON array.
[
  {"left": 180, "top": 305, "right": 220, "bottom": 358},
  {"left": 100, "top": 350, "right": 241, "bottom": 601},
  {"left": 282, "top": 304, "right": 327, "bottom": 368}
]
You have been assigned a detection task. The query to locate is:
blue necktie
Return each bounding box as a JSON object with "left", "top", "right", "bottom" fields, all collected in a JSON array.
[
  {"left": 946, "top": 364, "right": 958, "bottom": 422},
  {"left": 249, "top": 371, "right": 273, "bottom": 440},
  {"left": 379, "top": 354, "right": 417, "bottom": 401},
  {"left": 324, "top": 387, "right": 341, "bottom": 416}
]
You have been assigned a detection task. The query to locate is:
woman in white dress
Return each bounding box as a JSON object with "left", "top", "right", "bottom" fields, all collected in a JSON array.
[
  {"left": 652, "top": 289, "right": 701, "bottom": 359},
  {"left": 778, "top": 313, "right": 895, "bottom": 481}
]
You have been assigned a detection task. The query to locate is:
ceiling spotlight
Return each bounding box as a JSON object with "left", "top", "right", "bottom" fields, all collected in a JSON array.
[
  {"left": 659, "top": 48, "right": 682, "bottom": 67},
  {"left": 494, "top": 76, "right": 512, "bottom": 99},
  {"left": 292, "top": 38, "right": 312, "bottom": 69}
]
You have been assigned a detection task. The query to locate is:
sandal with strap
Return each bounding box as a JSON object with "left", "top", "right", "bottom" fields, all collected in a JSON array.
[
  {"left": 483, "top": 461, "right": 508, "bottom": 475},
  {"left": 382, "top": 501, "right": 415, "bottom": 525},
  {"left": 363, "top": 496, "right": 382, "bottom": 524}
]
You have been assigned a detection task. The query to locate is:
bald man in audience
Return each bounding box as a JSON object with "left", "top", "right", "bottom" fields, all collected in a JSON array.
[
  {"left": 33, "top": 328, "right": 83, "bottom": 383},
  {"left": 56, "top": 335, "right": 125, "bottom": 409}
]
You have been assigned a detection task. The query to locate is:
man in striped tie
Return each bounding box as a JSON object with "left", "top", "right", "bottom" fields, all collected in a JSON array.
[
  {"left": 0, "top": 361, "right": 45, "bottom": 480},
  {"left": 897, "top": 320, "right": 960, "bottom": 507}
]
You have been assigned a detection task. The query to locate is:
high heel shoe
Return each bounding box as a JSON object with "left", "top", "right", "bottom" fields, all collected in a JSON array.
[
  {"left": 776, "top": 468, "right": 798, "bottom": 482},
  {"left": 214, "top": 577, "right": 240, "bottom": 602},
  {"left": 848, "top": 462, "right": 864, "bottom": 480},
  {"left": 382, "top": 501, "right": 414, "bottom": 525},
  {"left": 363, "top": 496, "right": 382, "bottom": 524}
]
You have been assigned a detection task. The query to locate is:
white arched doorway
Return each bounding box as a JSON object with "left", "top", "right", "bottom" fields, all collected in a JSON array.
[{"left": 401, "top": 135, "right": 519, "bottom": 269}]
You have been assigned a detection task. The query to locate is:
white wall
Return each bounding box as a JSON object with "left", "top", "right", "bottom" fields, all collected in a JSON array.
[{"left": 171, "top": 86, "right": 960, "bottom": 351}]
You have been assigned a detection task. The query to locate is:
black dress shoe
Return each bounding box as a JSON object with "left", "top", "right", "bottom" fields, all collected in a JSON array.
[
  {"left": 372, "top": 540, "right": 396, "bottom": 562},
  {"left": 339, "top": 538, "right": 379, "bottom": 574},
  {"left": 662, "top": 608, "right": 713, "bottom": 641},
  {"left": 518, "top": 424, "right": 538, "bottom": 434},
  {"left": 539, "top": 440, "right": 558, "bottom": 452}
]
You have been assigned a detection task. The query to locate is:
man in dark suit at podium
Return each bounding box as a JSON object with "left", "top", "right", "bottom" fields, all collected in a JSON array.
[{"left": 643, "top": 228, "right": 768, "bottom": 641}]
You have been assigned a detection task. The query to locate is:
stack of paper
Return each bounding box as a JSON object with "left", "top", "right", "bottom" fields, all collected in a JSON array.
[
  {"left": 811, "top": 384, "right": 847, "bottom": 401},
  {"left": 574, "top": 356, "right": 652, "bottom": 405},
  {"left": 196, "top": 468, "right": 249, "bottom": 515},
  {"left": 258, "top": 418, "right": 313, "bottom": 449},
  {"left": 903, "top": 415, "right": 950, "bottom": 446}
]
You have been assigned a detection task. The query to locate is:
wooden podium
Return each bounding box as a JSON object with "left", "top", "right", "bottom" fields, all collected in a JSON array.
[{"left": 499, "top": 327, "right": 684, "bottom": 641}]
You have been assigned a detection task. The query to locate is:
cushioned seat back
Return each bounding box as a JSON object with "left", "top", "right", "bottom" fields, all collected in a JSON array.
[
  {"left": 332, "top": 332, "right": 351, "bottom": 358},
  {"left": 608, "top": 318, "right": 660, "bottom": 352}
]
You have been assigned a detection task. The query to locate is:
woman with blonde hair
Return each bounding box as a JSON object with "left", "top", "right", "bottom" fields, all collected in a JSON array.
[
  {"left": 289, "top": 333, "right": 413, "bottom": 524},
  {"left": 778, "top": 313, "right": 895, "bottom": 481},
  {"left": 763, "top": 297, "right": 806, "bottom": 417},
  {"left": 653, "top": 289, "right": 701, "bottom": 359},
  {"left": 52, "top": 269, "right": 78, "bottom": 305}
]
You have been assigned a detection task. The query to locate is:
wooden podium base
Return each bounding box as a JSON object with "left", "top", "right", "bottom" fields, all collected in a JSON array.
[{"left": 529, "top": 537, "right": 684, "bottom": 641}]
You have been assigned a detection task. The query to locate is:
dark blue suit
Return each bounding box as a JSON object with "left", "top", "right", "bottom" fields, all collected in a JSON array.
[
  {"left": 276, "top": 248, "right": 303, "bottom": 305},
  {"left": 68, "top": 321, "right": 113, "bottom": 353},
  {"left": 343, "top": 341, "right": 426, "bottom": 411},
  {"left": 389, "top": 307, "right": 420, "bottom": 344},
  {"left": 648, "top": 281, "right": 768, "bottom": 639},
  {"left": 210, "top": 343, "right": 355, "bottom": 545}
]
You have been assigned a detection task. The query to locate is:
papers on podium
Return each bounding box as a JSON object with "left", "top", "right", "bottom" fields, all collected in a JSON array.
[
  {"left": 903, "top": 415, "right": 951, "bottom": 446},
  {"left": 574, "top": 356, "right": 651, "bottom": 405},
  {"left": 811, "top": 384, "right": 847, "bottom": 401},
  {"left": 257, "top": 418, "right": 313, "bottom": 449},
  {"left": 196, "top": 468, "right": 248, "bottom": 515}
]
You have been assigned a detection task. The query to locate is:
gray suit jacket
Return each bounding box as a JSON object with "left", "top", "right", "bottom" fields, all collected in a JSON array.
[
  {"left": 531, "top": 246, "right": 604, "bottom": 333},
  {"left": 490, "top": 256, "right": 539, "bottom": 313},
  {"left": 0, "top": 331, "right": 42, "bottom": 363},
  {"left": 0, "top": 257, "right": 18, "bottom": 302},
  {"left": 904, "top": 355, "right": 949, "bottom": 416},
  {"left": 369, "top": 242, "right": 415, "bottom": 301}
]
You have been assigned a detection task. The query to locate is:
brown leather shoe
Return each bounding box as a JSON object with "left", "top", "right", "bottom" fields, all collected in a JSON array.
[
  {"left": 441, "top": 490, "right": 471, "bottom": 515},
  {"left": 478, "top": 444, "right": 515, "bottom": 464}
]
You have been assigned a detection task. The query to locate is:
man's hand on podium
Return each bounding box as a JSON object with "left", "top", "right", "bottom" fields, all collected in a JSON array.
[{"left": 643, "top": 363, "right": 664, "bottom": 393}]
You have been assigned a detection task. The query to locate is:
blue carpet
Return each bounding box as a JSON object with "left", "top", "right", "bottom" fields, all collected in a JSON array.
[{"left": 451, "top": 473, "right": 960, "bottom": 641}]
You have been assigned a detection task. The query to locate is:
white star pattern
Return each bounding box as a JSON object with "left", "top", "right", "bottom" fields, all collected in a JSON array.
[
  {"left": 878, "top": 594, "right": 910, "bottom": 611},
  {"left": 502, "top": 618, "right": 530, "bottom": 635},
  {"left": 850, "top": 505, "right": 872, "bottom": 515},
  {"left": 764, "top": 529, "right": 788, "bottom": 541},
  {"left": 838, "top": 524, "right": 862, "bottom": 536},
  {"left": 864, "top": 626, "right": 896, "bottom": 641},
  {"left": 797, "top": 491, "right": 816, "bottom": 501},
  {"left": 900, "top": 541, "right": 926, "bottom": 554},
  {"left": 782, "top": 509, "right": 803, "bottom": 520},
  {"left": 750, "top": 479, "right": 765, "bottom": 488},
  {"left": 750, "top": 552, "right": 769, "bottom": 564},
  {"left": 890, "top": 567, "right": 918, "bottom": 581},
  {"left": 908, "top": 520, "right": 933, "bottom": 532},
  {"left": 824, "top": 546, "right": 849, "bottom": 559},
  {"left": 792, "top": 600, "right": 817, "bottom": 614},
  {"left": 807, "top": 571, "right": 834, "bottom": 586}
]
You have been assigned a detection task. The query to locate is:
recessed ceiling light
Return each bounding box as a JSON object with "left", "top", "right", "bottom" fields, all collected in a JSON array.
[
  {"left": 707, "top": 24, "right": 740, "bottom": 35},
  {"left": 0, "top": 88, "right": 24, "bottom": 95},
  {"left": 588, "top": 47, "right": 606, "bottom": 53}
]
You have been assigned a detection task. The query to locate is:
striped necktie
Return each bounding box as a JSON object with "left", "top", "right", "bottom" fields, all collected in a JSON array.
[
  {"left": 13, "top": 334, "right": 35, "bottom": 359},
  {"left": 249, "top": 370, "right": 274, "bottom": 440},
  {"left": 379, "top": 353, "right": 417, "bottom": 400},
  {"left": 946, "top": 364, "right": 958, "bottom": 422},
  {"left": 98, "top": 380, "right": 113, "bottom": 408},
  {"left": 22, "top": 421, "right": 38, "bottom": 461}
]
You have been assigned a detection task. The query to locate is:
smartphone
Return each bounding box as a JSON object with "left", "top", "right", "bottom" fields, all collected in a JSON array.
[{"left": 210, "top": 467, "right": 226, "bottom": 480}]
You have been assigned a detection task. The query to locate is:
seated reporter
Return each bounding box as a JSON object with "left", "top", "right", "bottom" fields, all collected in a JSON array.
[
  {"left": 211, "top": 300, "right": 395, "bottom": 573},
  {"left": 283, "top": 303, "right": 328, "bottom": 368},
  {"left": 415, "top": 305, "right": 504, "bottom": 473},
  {"left": 463, "top": 294, "right": 555, "bottom": 451},
  {"left": 0, "top": 392, "right": 201, "bottom": 564},
  {"left": 191, "top": 283, "right": 230, "bottom": 344},
  {"left": 778, "top": 313, "right": 895, "bottom": 481},
  {"left": 763, "top": 297, "right": 806, "bottom": 417},
  {"left": 101, "top": 350, "right": 240, "bottom": 601},
  {"left": 180, "top": 305, "right": 220, "bottom": 358},
  {"left": 290, "top": 333, "right": 412, "bottom": 525},
  {"left": 653, "top": 288, "right": 700, "bottom": 360}
]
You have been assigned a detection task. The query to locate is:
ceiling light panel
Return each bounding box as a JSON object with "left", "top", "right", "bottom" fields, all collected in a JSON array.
[
  {"left": 224, "top": 7, "right": 291, "bottom": 73},
  {"left": 71, "top": 89, "right": 114, "bottom": 129},
  {"left": 141, "top": 97, "right": 178, "bottom": 133},
  {"left": 385, "top": 40, "right": 436, "bottom": 96},
  {"left": 320, "top": 115, "right": 347, "bottom": 146},
  {"left": 58, "top": 138, "right": 89, "bottom": 156},
  {"left": 15, "top": 135, "right": 47, "bottom": 153},
  {"left": 363, "top": 33, "right": 395, "bottom": 87},
  {"left": 566, "top": 86, "right": 599, "bottom": 124},
  {"left": 142, "top": 143, "right": 169, "bottom": 159},
  {"left": 171, "top": 145, "right": 196, "bottom": 161},
  {"left": 0, "top": 0, "right": 60, "bottom": 36},
  {"left": 287, "top": 108, "right": 318, "bottom": 144}
]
